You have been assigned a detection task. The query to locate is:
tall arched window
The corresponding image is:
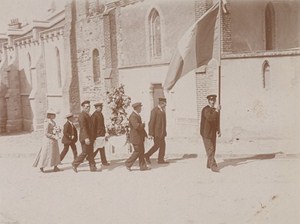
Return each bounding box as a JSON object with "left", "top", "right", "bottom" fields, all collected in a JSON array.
[
  {"left": 55, "top": 47, "right": 62, "bottom": 88},
  {"left": 28, "top": 53, "right": 32, "bottom": 86},
  {"left": 149, "top": 9, "right": 162, "bottom": 59},
  {"left": 265, "top": 2, "right": 275, "bottom": 50},
  {"left": 93, "top": 49, "right": 100, "bottom": 83},
  {"left": 262, "top": 61, "right": 270, "bottom": 89}
]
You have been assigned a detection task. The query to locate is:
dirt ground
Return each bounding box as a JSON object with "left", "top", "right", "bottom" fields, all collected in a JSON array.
[{"left": 0, "top": 132, "right": 299, "bottom": 224}]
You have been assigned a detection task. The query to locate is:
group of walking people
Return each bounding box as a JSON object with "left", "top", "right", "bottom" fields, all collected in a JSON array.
[
  {"left": 33, "top": 94, "right": 221, "bottom": 173},
  {"left": 33, "top": 97, "right": 169, "bottom": 173}
]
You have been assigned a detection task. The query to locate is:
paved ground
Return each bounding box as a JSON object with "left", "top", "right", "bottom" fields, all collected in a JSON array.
[{"left": 0, "top": 132, "right": 299, "bottom": 224}]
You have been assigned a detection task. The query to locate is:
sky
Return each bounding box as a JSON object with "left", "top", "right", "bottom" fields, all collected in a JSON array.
[{"left": 0, "top": 0, "right": 66, "bottom": 33}]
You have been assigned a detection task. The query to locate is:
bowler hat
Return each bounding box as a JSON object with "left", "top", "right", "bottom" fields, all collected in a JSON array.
[
  {"left": 65, "top": 113, "right": 73, "bottom": 119},
  {"left": 207, "top": 94, "right": 217, "bottom": 100},
  {"left": 132, "top": 102, "right": 142, "bottom": 109},
  {"left": 81, "top": 100, "right": 90, "bottom": 106},
  {"left": 159, "top": 97, "right": 167, "bottom": 102}
]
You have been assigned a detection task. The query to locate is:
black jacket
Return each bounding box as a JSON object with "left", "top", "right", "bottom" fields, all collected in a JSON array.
[
  {"left": 91, "top": 111, "right": 106, "bottom": 139},
  {"left": 62, "top": 121, "right": 78, "bottom": 144},
  {"left": 200, "top": 105, "right": 220, "bottom": 139}
]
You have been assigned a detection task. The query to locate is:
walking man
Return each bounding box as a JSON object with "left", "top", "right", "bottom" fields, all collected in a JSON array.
[
  {"left": 60, "top": 113, "right": 78, "bottom": 161},
  {"left": 91, "top": 102, "right": 110, "bottom": 166},
  {"left": 125, "top": 102, "right": 150, "bottom": 171},
  {"left": 144, "top": 97, "right": 168, "bottom": 164},
  {"left": 200, "top": 94, "right": 221, "bottom": 172},
  {"left": 72, "top": 100, "right": 97, "bottom": 172}
]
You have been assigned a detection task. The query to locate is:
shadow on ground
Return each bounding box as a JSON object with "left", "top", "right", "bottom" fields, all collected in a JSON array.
[
  {"left": 60, "top": 153, "right": 198, "bottom": 172},
  {"left": 218, "top": 152, "right": 283, "bottom": 170}
]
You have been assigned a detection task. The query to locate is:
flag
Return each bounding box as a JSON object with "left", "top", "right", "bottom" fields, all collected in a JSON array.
[{"left": 163, "top": 2, "right": 219, "bottom": 91}]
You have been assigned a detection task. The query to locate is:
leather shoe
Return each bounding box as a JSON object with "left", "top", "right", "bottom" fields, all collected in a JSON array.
[
  {"left": 158, "top": 160, "right": 169, "bottom": 164},
  {"left": 140, "top": 166, "right": 151, "bottom": 171},
  {"left": 90, "top": 166, "right": 97, "bottom": 172},
  {"left": 72, "top": 165, "right": 78, "bottom": 173},
  {"left": 102, "top": 162, "right": 110, "bottom": 166},
  {"left": 126, "top": 166, "right": 132, "bottom": 171},
  {"left": 40, "top": 168, "right": 44, "bottom": 173},
  {"left": 145, "top": 156, "right": 151, "bottom": 164},
  {"left": 53, "top": 167, "right": 61, "bottom": 172},
  {"left": 211, "top": 166, "right": 219, "bottom": 172}
]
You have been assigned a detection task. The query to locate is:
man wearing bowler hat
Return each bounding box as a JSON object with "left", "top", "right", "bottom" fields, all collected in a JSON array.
[
  {"left": 91, "top": 102, "right": 110, "bottom": 166},
  {"left": 60, "top": 113, "right": 78, "bottom": 162},
  {"left": 125, "top": 102, "right": 150, "bottom": 171},
  {"left": 144, "top": 97, "right": 168, "bottom": 164},
  {"left": 200, "top": 94, "right": 221, "bottom": 172},
  {"left": 72, "top": 100, "right": 97, "bottom": 172}
]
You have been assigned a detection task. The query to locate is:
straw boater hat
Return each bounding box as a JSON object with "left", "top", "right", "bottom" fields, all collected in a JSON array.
[
  {"left": 94, "top": 102, "right": 103, "bottom": 107},
  {"left": 65, "top": 113, "right": 73, "bottom": 119}
]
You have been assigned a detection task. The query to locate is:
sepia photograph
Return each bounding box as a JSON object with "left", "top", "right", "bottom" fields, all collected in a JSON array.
[{"left": 0, "top": 0, "right": 299, "bottom": 223}]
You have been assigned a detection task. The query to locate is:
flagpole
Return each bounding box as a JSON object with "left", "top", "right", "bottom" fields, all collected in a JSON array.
[
  {"left": 218, "top": 0, "right": 222, "bottom": 133},
  {"left": 218, "top": 0, "right": 222, "bottom": 106}
]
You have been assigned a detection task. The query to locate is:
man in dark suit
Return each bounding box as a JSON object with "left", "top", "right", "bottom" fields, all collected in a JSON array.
[
  {"left": 60, "top": 113, "right": 78, "bottom": 161},
  {"left": 91, "top": 102, "right": 110, "bottom": 166},
  {"left": 200, "top": 94, "right": 221, "bottom": 172},
  {"left": 125, "top": 102, "right": 150, "bottom": 171},
  {"left": 72, "top": 100, "right": 97, "bottom": 172},
  {"left": 144, "top": 97, "right": 168, "bottom": 164}
]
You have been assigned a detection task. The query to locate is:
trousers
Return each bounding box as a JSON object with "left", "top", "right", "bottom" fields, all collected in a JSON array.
[{"left": 202, "top": 137, "right": 217, "bottom": 168}]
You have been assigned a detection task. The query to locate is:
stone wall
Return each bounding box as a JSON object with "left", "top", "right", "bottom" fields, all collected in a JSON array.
[{"left": 221, "top": 50, "right": 300, "bottom": 141}]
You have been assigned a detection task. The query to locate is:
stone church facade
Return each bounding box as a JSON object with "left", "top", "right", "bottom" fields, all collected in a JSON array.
[{"left": 0, "top": 0, "right": 299, "bottom": 142}]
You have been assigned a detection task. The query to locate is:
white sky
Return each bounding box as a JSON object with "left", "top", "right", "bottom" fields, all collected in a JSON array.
[{"left": 0, "top": 0, "right": 66, "bottom": 33}]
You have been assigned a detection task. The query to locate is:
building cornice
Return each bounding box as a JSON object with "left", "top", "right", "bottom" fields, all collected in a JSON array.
[
  {"left": 118, "top": 62, "right": 169, "bottom": 70},
  {"left": 222, "top": 48, "right": 300, "bottom": 59}
]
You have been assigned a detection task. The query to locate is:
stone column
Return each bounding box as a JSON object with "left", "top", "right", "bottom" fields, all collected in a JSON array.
[
  {"left": 5, "top": 66, "right": 23, "bottom": 132},
  {"left": 0, "top": 49, "right": 8, "bottom": 133}
]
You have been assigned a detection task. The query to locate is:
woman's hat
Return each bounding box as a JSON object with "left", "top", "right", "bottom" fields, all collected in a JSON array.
[{"left": 46, "top": 109, "right": 56, "bottom": 115}]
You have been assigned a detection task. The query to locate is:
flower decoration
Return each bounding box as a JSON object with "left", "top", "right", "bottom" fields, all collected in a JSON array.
[{"left": 106, "top": 84, "right": 131, "bottom": 136}]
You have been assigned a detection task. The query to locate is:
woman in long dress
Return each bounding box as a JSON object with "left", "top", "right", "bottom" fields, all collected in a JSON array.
[{"left": 33, "top": 109, "right": 61, "bottom": 172}]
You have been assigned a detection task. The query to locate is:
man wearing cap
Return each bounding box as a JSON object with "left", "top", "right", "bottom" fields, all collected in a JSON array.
[
  {"left": 91, "top": 102, "right": 110, "bottom": 166},
  {"left": 200, "top": 94, "right": 221, "bottom": 172},
  {"left": 72, "top": 100, "right": 97, "bottom": 172},
  {"left": 144, "top": 97, "right": 168, "bottom": 164},
  {"left": 60, "top": 113, "right": 78, "bottom": 162},
  {"left": 125, "top": 102, "right": 150, "bottom": 171}
]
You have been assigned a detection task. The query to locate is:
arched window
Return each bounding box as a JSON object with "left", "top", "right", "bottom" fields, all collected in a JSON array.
[
  {"left": 265, "top": 2, "right": 275, "bottom": 50},
  {"left": 262, "top": 61, "right": 270, "bottom": 89},
  {"left": 93, "top": 49, "right": 100, "bottom": 83},
  {"left": 55, "top": 47, "right": 62, "bottom": 88},
  {"left": 149, "top": 9, "right": 162, "bottom": 59},
  {"left": 28, "top": 53, "right": 32, "bottom": 86}
]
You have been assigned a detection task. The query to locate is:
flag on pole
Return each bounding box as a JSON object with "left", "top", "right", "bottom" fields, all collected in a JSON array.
[{"left": 163, "top": 2, "right": 219, "bottom": 91}]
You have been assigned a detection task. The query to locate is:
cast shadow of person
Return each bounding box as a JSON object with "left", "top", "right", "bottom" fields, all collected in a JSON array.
[
  {"left": 145, "top": 154, "right": 198, "bottom": 170},
  {"left": 217, "top": 152, "right": 284, "bottom": 170},
  {"left": 62, "top": 154, "right": 199, "bottom": 172}
]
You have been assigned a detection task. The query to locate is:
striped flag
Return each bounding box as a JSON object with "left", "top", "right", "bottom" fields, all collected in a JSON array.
[{"left": 163, "top": 2, "right": 220, "bottom": 91}]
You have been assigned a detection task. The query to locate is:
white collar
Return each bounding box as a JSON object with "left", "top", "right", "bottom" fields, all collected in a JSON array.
[{"left": 133, "top": 110, "right": 140, "bottom": 116}]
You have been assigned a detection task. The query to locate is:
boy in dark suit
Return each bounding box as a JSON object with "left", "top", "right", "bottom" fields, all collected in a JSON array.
[{"left": 60, "top": 113, "right": 78, "bottom": 161}]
